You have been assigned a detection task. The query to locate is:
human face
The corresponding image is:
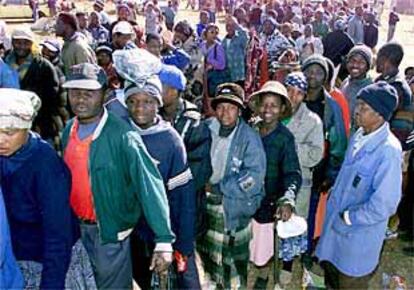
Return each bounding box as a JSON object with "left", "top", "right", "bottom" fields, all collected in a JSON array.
[
  {"left": 77, "top": 14, "right": 88, "bottom": 29},
  {"left": 356, "top": 6, "right": 363, "bottom": 17},
  {"left": 112, "top": 33, "right": 132, "bottom": 49},
  {"left": 258, "top": 94, "right": 284, "bottom": 127},
  {"left": 68, "top": 89, "right": 104, "bottom": 124},
  {"left": 0, "top": 129, "right": 29, "bottom": 157},
  {"left": 205, "top": 27, "right": 218, "bottom": 42},
  {"left": 347, "top": 54, "right": 368, "bottom": 79},
  {"left": 89, "top": 13, "right": 100, "bottom": 27},
  {"left": 215, "top": 102, "right": 239, "bottom": 128},
  {"left": 226, "top": 22, "right": 236, "bottom": 37},
  {"left": 55, "top": 17, "right": 65, "bottom": 37},
  {"left": 200, "top": 13, "right": 209, "bottom": 24},
  {"left": 173, "top": 31, "right": 187, "bottom": 47},
  {"left": 118, "top": 7, "right": 130, "bottom": 21},
  {"left": 126, "top": 92, "right": 158, "bottom": 129},
  {"left": 146, "top": 38, "right": 162, "bottom": 57},
  {"left": 97, "top": 51, "right": 111, "bottom": 67},
  {"left": 263, "top": 21, "right": 275, "bottom": 36},
  {"left": 12, "top": 39, "right": 32, "bottom": 59},
  {"left": 287, "top": 86, "right": 305, "bottom": 112},
  {"left": 315, "top": 11, "right": 323, "bottom": 21},
  {"left": 41, "top": 46, "right": 57, "bottom": 62},
  {"left": 162, "top": 85, "right": 179, "bottom": 107},
  {"left": 304, "top": 25, "right": 312, "bottom": 37},
  {"left": 405, "top": 68, "right": 414, "bottom": 82},
  {"left": 354, "top": 99, "right": 382, "bottom": 132},
  {"left": 304, "top": 64, "right": 326, "bottom": 89}
]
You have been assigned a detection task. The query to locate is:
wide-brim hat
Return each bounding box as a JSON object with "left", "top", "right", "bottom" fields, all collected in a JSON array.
[
  {"left": 248, "top": 81, "right": 292, "bottom": 118},
  {"left": 211, "top": 83, "right": 245, "bottom": 110},
  {"left": 277, "top": 214, "right": 307, "bottom": 239}
]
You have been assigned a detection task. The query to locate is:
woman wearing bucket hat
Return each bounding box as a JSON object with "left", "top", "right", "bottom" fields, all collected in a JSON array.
[
  {"left": 247, "top": 81, "right": 303, "bottom": 289},
  {"left": 197, "top": 83, "right": 266, "bottom": 289}
]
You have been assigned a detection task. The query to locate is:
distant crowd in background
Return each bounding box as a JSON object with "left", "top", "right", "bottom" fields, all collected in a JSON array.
[{"left": 0, "top": 0, "right": 413, "bottom": 289}]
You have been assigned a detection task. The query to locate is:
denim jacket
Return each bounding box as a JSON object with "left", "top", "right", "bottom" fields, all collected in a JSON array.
[{"left": 208, "top": 118, "right": 266, "bottom": 231}]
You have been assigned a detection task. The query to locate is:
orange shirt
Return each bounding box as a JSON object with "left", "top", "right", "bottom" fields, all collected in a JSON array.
[
  {"left": 64, "top": 121, "right": 96, "bottom": 221},
  {"left": 330, "top": 88, "right": 351, "bottom": 138}
]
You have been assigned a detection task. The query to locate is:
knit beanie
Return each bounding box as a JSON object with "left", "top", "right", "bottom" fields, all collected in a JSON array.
[
  {"left": 347, "top": 44, "right": 373, "bottom": 69},
  {"left": 159, "top": 64, "right": 187, "bottom": 92},
  {"left": 357, "top": 81, "right": 398, "bottom": 121},
  {"left": 301, "top": 55, "right": 329, "bottom": 83}
]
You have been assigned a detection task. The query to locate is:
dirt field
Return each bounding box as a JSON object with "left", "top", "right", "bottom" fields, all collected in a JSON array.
[{"left": 1, "top": 0, "right": 413, "bottom": 289}]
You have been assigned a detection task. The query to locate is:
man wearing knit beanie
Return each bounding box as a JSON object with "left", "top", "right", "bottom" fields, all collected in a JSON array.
[
  {"left": 302, "top": 53, "right": 348, "bottom": 254},
  {"left": 341, "top": 44, "right": 373, "bottom": 125},
  {"left": 56, "top": 12, "right": 96, "bottom": 75},
  {"left": 316, "top": 81, "right": 402, "bottom": 289}
]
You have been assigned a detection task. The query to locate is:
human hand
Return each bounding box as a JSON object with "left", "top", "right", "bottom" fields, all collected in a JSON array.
[
  {"left": 276, "top": 204, "right": 293, "bottom": 222},
  {"left": 150, "top": 251, "right": 173, "bottom": 274}
]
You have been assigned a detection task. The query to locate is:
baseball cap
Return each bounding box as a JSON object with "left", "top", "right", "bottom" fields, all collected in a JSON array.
[
  {"left": 113, "top": 21, "right": 134, "bottom": 35},
  {"left": 62, "top": 63, "right": 108, "bottom": 90},
  {"left": 11, "top": 28, "right": 34, "bottom": 42}
]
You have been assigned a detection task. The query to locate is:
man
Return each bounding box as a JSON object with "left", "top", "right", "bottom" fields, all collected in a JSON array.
[
  {"left": 316, "top": 82, "right": 402, "bottom": 289},
  {"left": 348, "top": 6, "right": 364, "bottom": 44},
  {"left": 5, "top": 28, "right": 63, "bottom": 146},
  {"left": 56, "top": 12, "right": 96, "bottom": 75},
  {"left": 222, "top": 15, "right": 249, "bottom": 86},
  {"left": 340, "top": 45, "right": 373, "bottom": 123},
  {"left": 112, "top": 21, "right": 137, "bottom": 50},
  {"left": 124, "top": 75, "right": 200, "bottom": 290},
  {"left": 312, "top": 9, "right": 330, "bottom": 39},
  {"left": 159, "top": 64, "right": 212, "bottom": 236},
  {"left": 375, "top": 42, "right": 413, "bottom": 144},
  {"left": 387, "top": 7, "right": 399, "bottom": 42},
  {"left": 61, "top": 63, "right": 175, "bottom": 289},
  {"left": 75, "top": 11, "right": 94, "bottom": 46},
  {"left": 302, "top": 55, "right": 348, "bottom": 248}
]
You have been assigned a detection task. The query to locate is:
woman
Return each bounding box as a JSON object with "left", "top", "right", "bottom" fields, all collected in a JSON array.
[
  {"left": 0, "top": 88, "right": 95, "bottom": 289},
  {"left": 198, "top": 83, "right": 266, "bottom": 289},
  {"left": 124, "top": 76, "right": 200, "bottom": 290},
  {"left": 248, "top": 81, "right": 303, "bottom": 289},
  {"left": 200, "top": 23, "right": 227, "bottom": 115}
]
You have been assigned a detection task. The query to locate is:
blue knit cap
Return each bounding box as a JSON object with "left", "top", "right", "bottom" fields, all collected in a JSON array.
[
  {"left": 284, "top": 72, "right": 308, "bottom": 93},
  {"left": 357, "top": 81, "right": 398, "bottom": 121},
  {"left": 159, "top": 64, "right": 187, "bottom": 91}
]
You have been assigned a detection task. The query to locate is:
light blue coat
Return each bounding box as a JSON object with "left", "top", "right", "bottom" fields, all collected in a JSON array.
[
  {"left": 316, "top": 123, "right": 402, "bottom": 277},
  {"left": 0, "top": 187, "right": 23, "bottom": 289}
]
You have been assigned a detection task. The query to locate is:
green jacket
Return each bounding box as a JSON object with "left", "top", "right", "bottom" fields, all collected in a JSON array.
[{"left": 62, "top": 110, "right": 174, "bottom": 244}]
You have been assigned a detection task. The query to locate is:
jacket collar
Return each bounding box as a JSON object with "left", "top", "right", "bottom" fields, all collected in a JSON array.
[{"left": 70, "top": 108, "right": 109, "bottom": 141}]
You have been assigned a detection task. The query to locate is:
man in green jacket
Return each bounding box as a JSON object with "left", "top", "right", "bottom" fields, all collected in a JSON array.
[{"left": 61, "top": 63, "right": 174, "bottom": 289}]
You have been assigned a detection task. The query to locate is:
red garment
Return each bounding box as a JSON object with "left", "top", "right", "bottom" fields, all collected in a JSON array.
[
  {"left": 330, "top": 88, "right": 351, "bottom": 137},
  {"left": 64, "top": 120, "right": 96, "bottom": 221}
]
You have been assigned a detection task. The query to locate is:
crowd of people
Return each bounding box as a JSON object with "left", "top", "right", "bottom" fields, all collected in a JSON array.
[{"left": 0, "top": 0, "right": 413, "bottom": 289}]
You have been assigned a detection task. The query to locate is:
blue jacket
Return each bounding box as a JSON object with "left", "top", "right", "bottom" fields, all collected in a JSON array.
[
  {"left": 209, "top": 118, "right": 266, "bottom": 231},
  {"left": 162, "top": 48, "right": 191, "bottom": 71},
  {"left": 222, "top": 25, "right": 249, "bottom": 82},
  {"left": 0, "top": 58, "right": 19, "bottom": 88},
  {"left": 0, "top": 133, "right": 78, "bottom": 289},
  {"left": 316, "top": 123, "right": 402, "bottom": 277},
  {"left": 132, "top": 118, "right": 196, "bottom": 255},
  {"left": 0, "top": 187, "right": 23, "bottom": 290}
]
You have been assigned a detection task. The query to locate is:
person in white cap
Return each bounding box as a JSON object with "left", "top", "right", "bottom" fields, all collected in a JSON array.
[
  {"left": 0, "top": 88, "right": 84, "bottom": 289},
  {"left": 4, "top": 28, "right": 64, "bottom": 149},
  {"left": 111, "top": 20, "right": 137, "bottom": 50}
]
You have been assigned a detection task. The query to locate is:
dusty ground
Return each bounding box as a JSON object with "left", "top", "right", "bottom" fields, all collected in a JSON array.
[{"left": 1, "top": 0, "right": 413, "bottom": 289}]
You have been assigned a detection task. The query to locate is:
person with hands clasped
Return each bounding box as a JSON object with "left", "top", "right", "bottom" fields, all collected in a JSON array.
[{"left": 248, "top": 81, "right": 303, "bottom": 290}]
